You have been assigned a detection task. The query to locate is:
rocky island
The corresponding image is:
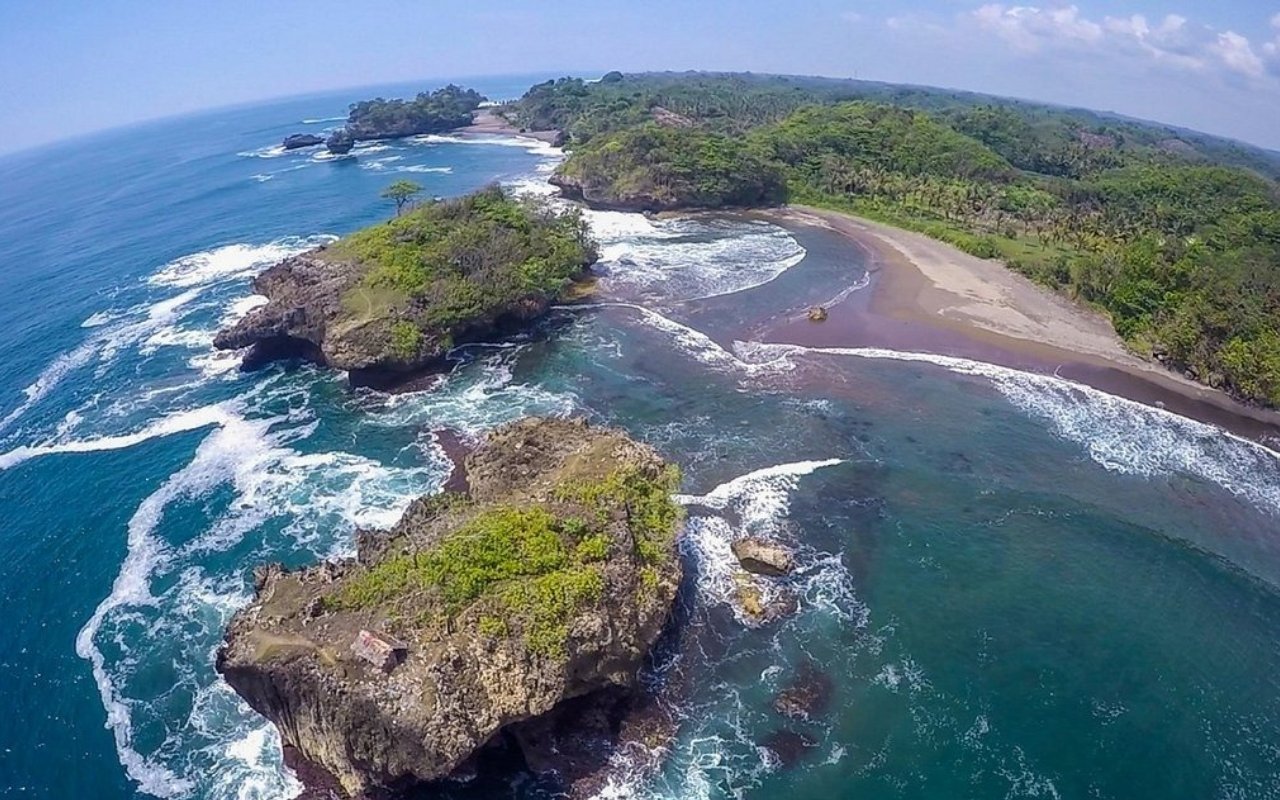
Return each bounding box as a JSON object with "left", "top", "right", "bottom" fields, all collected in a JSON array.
[
  {"left": 213, "top": 186, "right": 596, "bottom": 384},
  {"left": 217, "top": 417, "right": 684, "bottom": 796}
]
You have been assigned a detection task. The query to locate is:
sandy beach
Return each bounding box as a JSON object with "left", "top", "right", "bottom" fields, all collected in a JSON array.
[
  {"left": 761, "top": 205, "right": 1280, "bottom": 441},
  {"left": 457, "top": 108, "right": 562, "bottom": 144}
]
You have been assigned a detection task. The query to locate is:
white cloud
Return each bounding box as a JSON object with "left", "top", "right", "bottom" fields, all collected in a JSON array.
[
  {"left": 841, "top": 11, "right": 864, "bottom": 25},
  {"left": 965, "top": 4, "right": 1278, "bottom": 81},
  {"left": 1212, "top": 31, "right": 1265, "bottom": 77},
  {"left": 971, "top": 4, "right": 1102, "bottom": 51}
]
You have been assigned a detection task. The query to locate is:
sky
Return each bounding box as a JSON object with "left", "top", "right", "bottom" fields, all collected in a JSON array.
[{"left": 2, "top": 0, "right": 1280, "bottom": 154}]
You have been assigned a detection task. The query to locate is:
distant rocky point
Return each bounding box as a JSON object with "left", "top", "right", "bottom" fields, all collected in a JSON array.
[
  {"left": 217, "top": 417, "right": 684, "bottom": 796},
  {"left": 282, "top": 133, "right": 325, "bottom": 150}
]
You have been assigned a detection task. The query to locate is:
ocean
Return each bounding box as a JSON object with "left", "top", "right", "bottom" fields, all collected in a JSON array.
[{"left": 1, "top": 75, "right": 1279, "bottom": 800}]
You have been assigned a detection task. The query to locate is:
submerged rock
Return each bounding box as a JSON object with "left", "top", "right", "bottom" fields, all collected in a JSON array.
[
  {"left": 772, "top": 661, "right": 834, "bottom": 720},
  {"left": 283, "top": 133, "right": 325, "bottom": 150},
  {"left": 731, "top": 537, "right": 795, "bottom": 576},
  {"left": 217, "top": 418, "right": 684, "bottom": 796}
]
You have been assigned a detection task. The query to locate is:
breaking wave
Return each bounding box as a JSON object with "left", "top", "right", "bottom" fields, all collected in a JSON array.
[
  {"left": 737, "top": 343, "right": 1280, "bottom": 515},
  {"left": 147, "top": 236, "right": 334, "bottom": 288},
  {"left": 73, "top": 388, "right": 451, "bottom": 799},
  {"left": 587, "top": 213, "right": 806, "bottom": 302}
]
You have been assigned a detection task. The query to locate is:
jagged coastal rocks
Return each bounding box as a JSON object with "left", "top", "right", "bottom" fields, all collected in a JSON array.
[
  {"left": 217, "top": 417, "right": 684, "bottom": 796},
  {"left": 213, "top": 187, "right": 596, "bottom": 384},
  {"left": 282, "top": 133, "right": 325, "bottom": 150}
]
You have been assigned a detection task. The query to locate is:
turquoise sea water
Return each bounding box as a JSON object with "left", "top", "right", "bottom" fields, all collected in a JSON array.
[{"left": 2, "top": 77, "right": 1280, "bottom": 800}]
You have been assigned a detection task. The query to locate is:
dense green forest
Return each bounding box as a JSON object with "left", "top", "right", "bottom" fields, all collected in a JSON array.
[
  {"left": 346, "top": 84, "right": 485, "bottom": 139},
  {"left": 551, "top": 125, "right": 787, "bottom": 210},
  {"left": 331, "top": 186, "right": 595, "bottom": 357},
  {"left": 507, "top": 72, "right": 1280, "bottom": 406}
]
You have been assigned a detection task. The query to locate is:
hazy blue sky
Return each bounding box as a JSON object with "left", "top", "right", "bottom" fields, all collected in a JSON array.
[{"left": 2, "top": 1, "right": 1280, "bottom": 154}]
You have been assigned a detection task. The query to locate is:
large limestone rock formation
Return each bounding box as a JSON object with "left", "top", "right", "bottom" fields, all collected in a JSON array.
[{"left": 217, "top": 418, "right": 683, "bottom": 796}]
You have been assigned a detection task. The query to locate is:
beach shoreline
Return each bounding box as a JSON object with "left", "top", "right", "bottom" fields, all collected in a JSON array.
[
  {"left": 757, "top": 205, "right": 1280, "bottom": 444},
  {"left": 457, "top": 108, "right": 562, "bottom": 145}
]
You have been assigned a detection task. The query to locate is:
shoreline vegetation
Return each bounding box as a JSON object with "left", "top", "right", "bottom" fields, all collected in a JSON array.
[{"left": 501, "top": 72, "right": 1280, "bottom": 412}]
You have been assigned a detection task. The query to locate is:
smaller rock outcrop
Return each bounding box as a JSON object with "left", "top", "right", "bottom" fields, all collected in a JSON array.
[
  {"left": 733, "top": 572, "right": 798, "bottom": 625},
  {"left": 772, "top": 661, "right": 833, "bottom": 720},
  {"left": 325, "top": 129, "right": 355, "bottom": 155},
  {"left": 732, "top": 537, "right": 795, "bottom": 576},
  {"left": 807, "top": 306, "right": 828, "bottom": 322},
  {"left": 283, "top": 133, "right": 325, "bottom": 150}
]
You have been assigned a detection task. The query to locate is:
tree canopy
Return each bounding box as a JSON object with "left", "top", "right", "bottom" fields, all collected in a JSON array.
[{"left": 346, "top": 84, "right": 485, "bottom": 139}]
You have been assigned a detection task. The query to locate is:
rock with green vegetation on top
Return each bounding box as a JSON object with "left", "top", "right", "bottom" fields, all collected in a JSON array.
[
  {"left": 213, "top": 186, "right": 597, "bottom": 385},
  {"left": 216, "top": 417, "right": 684, "bottom": 796},
  {"left": 550, "top": 124, "right": 787, "bottom": 212}
]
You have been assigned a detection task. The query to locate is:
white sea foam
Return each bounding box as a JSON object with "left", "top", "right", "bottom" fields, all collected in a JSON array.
[
  {"left": 397, "top": 164, "right": 453, "bottom": 174},
  {"left": 82, "top": 310, "right": 121, "bottom": 328},
  {"left": 73, "top": 385, "right": 448, "bottom": 799},
  {"left": 0, "top": 404, "right": 233, "bottom": 470},
  {"left": 300, "top": 116, "right": 345, "bottom": 124},
  {"left": 368, "top": 346, "right": 577, "bottom": 434},
  {"left": 564, "top": 303, "right": 794, "bottom": 378},
  {"left": 588, "top": 214, "right": 807, "bottom": 302},
  {"left": 0, "top": 287, "right": 213, "bottom": 434},
  {"left": 236, "top": 145, "right": 288, "bottom": 159},
  {"left": 676, "top": 459, "right": 855, "bottom": 625},
  {"left": 356, "top": 155, "right": 404, "bottom": 171},
  {"left": 411, "top": 132, "right": 563, "bottom": 158},
  {"left": 740, "top": 343, "right": 1280, "bottom": 514},
  {"left": 147, "top": 236, "right": 334, "bottom": 288}
]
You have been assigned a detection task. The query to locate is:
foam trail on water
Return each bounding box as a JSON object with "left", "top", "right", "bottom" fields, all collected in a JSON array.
[
  {"left": 411, "top": 132, "right": 563, "bottom": 158},
  {"left": 740, "top": 342, "right": 1280, "bottom": 514},
  {"left": 0, "top": 288, "right": 207, "bottom": 434},
  {"left": 73, "top": 410, "right": 267, "bottom": 797},
  {"left": 584, "top": 212, "right": 807, "bottom": 302},
  {"left": 147, "top": 236, "right": 334, "bottom": 288},
  {"left": 0, "top": 405, "right": 233, "bottom": 470},
  {"left": 563, "top": 303, "right": 794, "bottom": 377},
  {"left": 0, "top": 237, "right": 327, "bottom": 433},
  {"left": 73, "top": 385, "right": 449, "bottom": 798}
]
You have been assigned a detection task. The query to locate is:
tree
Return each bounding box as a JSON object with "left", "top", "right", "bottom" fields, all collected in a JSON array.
[{"left": 382, "top": 180, "right": 423, "bottom": 216}]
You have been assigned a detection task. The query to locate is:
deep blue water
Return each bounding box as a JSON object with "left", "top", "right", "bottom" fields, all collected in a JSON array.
[{"left": 2, "top": 77, "right": 1280, "bottom": 800}]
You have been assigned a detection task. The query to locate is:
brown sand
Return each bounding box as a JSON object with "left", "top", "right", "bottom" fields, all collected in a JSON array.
[
  {"left": 457, "top": 108, "right": 561, "bottom": 145},
  {"left": 760, "top": 206, "right": 1280, "bottom": 441}
]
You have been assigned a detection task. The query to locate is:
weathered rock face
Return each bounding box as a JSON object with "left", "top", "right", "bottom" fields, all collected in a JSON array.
[
  {"left": 211, "top": 250, "right": 569, "bottom": 385},
  {"left": 283, "top": 133, "right": 325, "bottom": 150},
  {"left": 326, "top": 129, "right": 355, "bottom": 155},
  {"left": 549, "top": 173, "right": 675, "bottom": 214},
  {"left": 217, "top": 418, "right": 683, "bottom": 796},
  {"left": 732, "top": 537, "right": 795, "bottom": 577}
]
